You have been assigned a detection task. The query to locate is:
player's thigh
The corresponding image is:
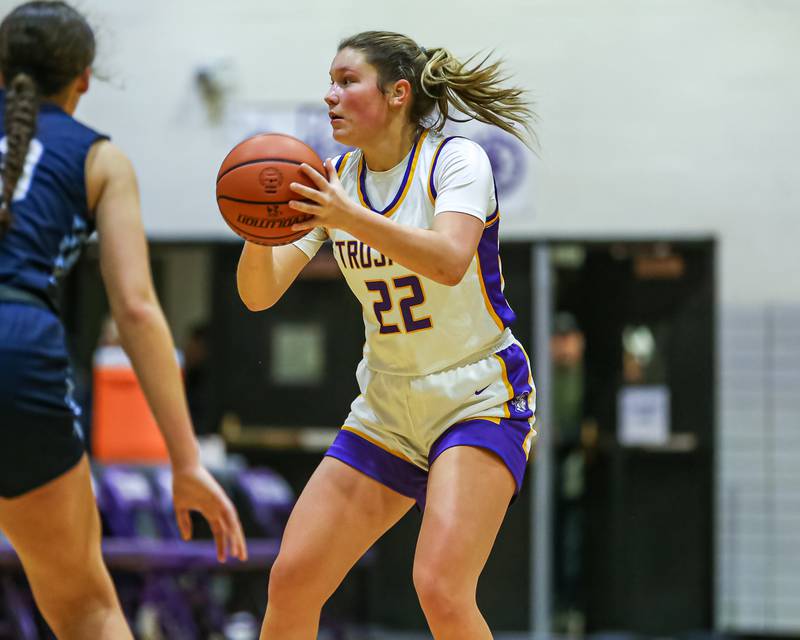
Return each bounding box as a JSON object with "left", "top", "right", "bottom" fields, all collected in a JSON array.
[
  {"left": 0, "top": 455, "right": 111, "bottom": 602},
  {"left": 415, "top": 446, "right": 515, "bottom": 585},
  {"left": 276, "top": 456, "right": 414, "bottom": 584}
]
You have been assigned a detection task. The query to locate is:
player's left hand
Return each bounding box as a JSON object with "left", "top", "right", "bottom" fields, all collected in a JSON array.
[
  {"left": 172, "top": 464, "right": 248, "bottom": 563},
  {"left": 288, "top": 159, "right": 357, "bottom": 232}
]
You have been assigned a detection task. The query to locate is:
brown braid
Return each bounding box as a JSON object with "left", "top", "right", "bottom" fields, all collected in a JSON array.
[
  {"left": 338, "top": 31, "right": 536, "bottom": 146},
  {"left": 0, "top": 1, "right": 96, "bottom": 237},
  {"left": 1, "top": 73, "right": 38, "bottom": 237}
]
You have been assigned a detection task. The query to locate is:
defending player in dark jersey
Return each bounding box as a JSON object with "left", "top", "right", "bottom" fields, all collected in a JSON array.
[{"left": 0, "top": 3, "right": 246, "bottom": 637}]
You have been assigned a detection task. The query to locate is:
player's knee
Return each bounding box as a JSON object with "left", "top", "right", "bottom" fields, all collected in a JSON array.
[
  {"left": 413, "top": 562, "right": 474, "bottom": 621},
  {"left": 267, "top": 551, "right": 322, "bottom": 607},
  {"left": 38, "top": 574, "right": 119, "bottom": 634}
]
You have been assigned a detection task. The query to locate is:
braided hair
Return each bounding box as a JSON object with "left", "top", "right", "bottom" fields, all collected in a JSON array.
[{"left": 0, "top": 1, "right": 95, "bottom": 237}]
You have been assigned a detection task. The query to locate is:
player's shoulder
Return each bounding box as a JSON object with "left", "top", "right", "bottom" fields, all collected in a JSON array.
[
  {"left": 87, "top": 140, "right": 133, "bottom": 177},
  {"left": 426, "top": 134, "right": 492, "bottom": 181},
  {"left": 427, "top": 133, "right": 489, "bottom": 164},
  {"left": 85, "top": 140, "right": 137, "bottom": 204},
  {"left": 40, "top": 104, "right": 108, "bottom": 147}
]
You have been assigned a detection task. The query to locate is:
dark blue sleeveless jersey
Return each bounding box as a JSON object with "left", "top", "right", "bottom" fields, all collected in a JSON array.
[{"left": 0, "top": 90, "right": 108, "bottom": 311}]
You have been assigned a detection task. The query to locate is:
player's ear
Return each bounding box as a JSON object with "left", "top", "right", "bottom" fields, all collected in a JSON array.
[
  {"left": 389, "top": 79, "right": 412, "bottom": 108},
  {"left": 76, "top": 67, "right": 91, "bottom": 95}
]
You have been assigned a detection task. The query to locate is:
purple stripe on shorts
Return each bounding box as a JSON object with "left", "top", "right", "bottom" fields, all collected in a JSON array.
[
  {"left": 495, "top": 342, "right": 534, "bottom": 420},
  {"left": 429, "top": 418, "right": 532, "bottom": 496},
  {"left": 325, "top": 429, "right": 428, "bottom": 506},
  {"left": 477, "top": 220, "right": 516, "bottom": 328}
]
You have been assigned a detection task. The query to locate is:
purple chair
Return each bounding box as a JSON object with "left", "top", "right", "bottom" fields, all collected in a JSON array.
[
  {"left": 150, "top": 466, "right": 230, "bottom": 634},
  {"left": 150, "top": 466, "right": 281, "bottom": 567},
  {"left": 235, "top": 468, "right": 295, "bottom": 539},
  {"left": 0, "top": 574, "right": 39, "bottom": 640},
  {"left": 151, "top": 466, "right": 182, "bottom": 539},
  {"left": 234, "top": 469, "right": 355, "bottom": 640},
  {"left": 96, "top": 465, "right": 295, "bottom": 638},
  {"left": 98, "top": 466, "right": 164, "bottom": 538},
  {"left": 96, "top": 465, "right": 199, "bottom": 639}
]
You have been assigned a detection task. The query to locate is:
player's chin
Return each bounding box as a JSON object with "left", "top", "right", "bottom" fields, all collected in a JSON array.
[{"left": 330, "top": 124, "right": 351, "bottom": 145}]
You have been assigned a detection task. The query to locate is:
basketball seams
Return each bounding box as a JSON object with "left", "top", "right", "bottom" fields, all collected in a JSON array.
[
  {"left": 216, "top": 158, "right": 304, "bottom": 183},
  {"left": 217, "top": 196, "right": 292, "bottom": 205},
  {"left": 216, "top": 162, "right": 311, "bottom": 205},
  {"left": 216, "top": 132, "right": 322, "bottom": 246},
  {"left": 226, "top": 220, "right": 309, "bottom": 244}
]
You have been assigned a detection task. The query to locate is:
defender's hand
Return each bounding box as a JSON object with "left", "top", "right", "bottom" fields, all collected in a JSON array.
[{"left": 172, "top": 464, "right": 248, "bottom": 563}]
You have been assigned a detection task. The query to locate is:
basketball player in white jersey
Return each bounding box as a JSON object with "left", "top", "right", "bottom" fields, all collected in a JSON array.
[{"left": 238, "top": 31, "right": 536, "bottom": 639}]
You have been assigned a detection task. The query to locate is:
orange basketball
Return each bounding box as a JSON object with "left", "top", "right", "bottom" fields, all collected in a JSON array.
[{"left": 216, "top": 133, "right": 325, "bottom": 246}]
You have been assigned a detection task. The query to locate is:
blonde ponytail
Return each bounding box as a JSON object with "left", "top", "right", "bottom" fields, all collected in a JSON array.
[
  {"left": 338, "top": 31, "right": 536, "bottom": 145},
  {"left": 421, "top": 48, "right": 535, "bottom": 144}
]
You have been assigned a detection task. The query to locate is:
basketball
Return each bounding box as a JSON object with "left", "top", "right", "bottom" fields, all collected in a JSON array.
[{"left": 216, "top": 133, "right": 325, "bottom": 246}]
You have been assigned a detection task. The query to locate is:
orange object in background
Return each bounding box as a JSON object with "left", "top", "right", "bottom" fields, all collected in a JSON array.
[{"left": 91, "top": 346, "right": 170, "bottom": 463}]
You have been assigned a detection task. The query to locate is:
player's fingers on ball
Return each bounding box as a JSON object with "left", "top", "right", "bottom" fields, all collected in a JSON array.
[
  {"left": 288, "top": 200, "right": 313, "bottom": 213},
  {"left": 300, "top": 163, "right": 327, "bottom": 186},
  {"left": 289, "top": 182, "right": 319, "bottom": 200}
]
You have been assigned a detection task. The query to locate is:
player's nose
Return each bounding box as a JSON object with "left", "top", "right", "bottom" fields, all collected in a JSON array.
[{"left": 324, "top": 86, "right": 338, "bottom": 106}]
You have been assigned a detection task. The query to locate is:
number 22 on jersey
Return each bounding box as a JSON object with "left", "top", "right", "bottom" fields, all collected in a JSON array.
[{"left": 365, "top": 275, "right": 433, "bottom": 335}]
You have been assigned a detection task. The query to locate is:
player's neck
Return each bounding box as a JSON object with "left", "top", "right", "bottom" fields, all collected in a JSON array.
[
  {"left": 361, "top": 121, "right": 419, "bottom": 172},
  {"left": 0, "top": 77, "right": 82, "bottom": 116},
  {"left": 43, "top": 85, "right": 81, "bottom": 116}
]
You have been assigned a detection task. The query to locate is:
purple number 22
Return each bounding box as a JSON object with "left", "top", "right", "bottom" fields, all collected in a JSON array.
[{"left": 365, "top": 275, "right": 433, "bottom": 334}]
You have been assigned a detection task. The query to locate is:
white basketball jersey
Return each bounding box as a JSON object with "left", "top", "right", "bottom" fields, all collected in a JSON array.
[{"left": 294, "top": 130, "right": 516, "bottom": 376}]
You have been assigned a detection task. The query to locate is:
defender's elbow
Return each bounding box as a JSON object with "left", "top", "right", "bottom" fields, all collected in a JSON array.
[{"left": 113, "top": 297, "right": 160, "bottom": 329}]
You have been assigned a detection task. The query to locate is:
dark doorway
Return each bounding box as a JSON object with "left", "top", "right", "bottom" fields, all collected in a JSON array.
[{"left": 548, "top": 240, "right": 715, "bottom": 636}]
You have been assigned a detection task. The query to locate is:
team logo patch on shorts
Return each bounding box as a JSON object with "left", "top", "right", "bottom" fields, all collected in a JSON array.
[{"left": 512, "top": 392, "right": 529, "bottom": 413}]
